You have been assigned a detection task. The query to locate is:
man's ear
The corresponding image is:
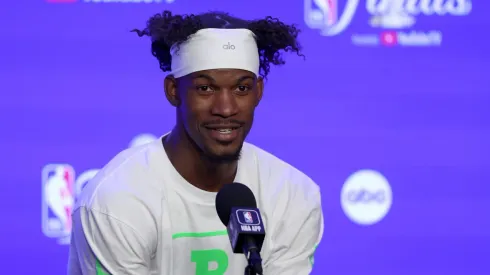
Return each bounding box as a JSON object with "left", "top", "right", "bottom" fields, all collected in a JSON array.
[
  {"left": 164, "top": 76, "right": 180, "bottom": 107},
  {"left": 255, "top": 77, "right": 264, "bottom": 107}
]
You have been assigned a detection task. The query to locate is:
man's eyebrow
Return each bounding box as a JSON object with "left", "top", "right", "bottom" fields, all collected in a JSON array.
[
  {"left": 236, "top": 76, "right": 255, "bottom": 83},
  {"left": 193, "top": 74, "right": 216, "bottom": 83}
]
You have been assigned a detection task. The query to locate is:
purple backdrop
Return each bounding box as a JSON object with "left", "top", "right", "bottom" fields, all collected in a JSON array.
[{"left": 1, "top": 0, "right": 489, "bottom": 274}]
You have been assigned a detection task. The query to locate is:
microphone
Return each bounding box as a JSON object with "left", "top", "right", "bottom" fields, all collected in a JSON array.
[{"left": 215, "top": 183, "right": 265, "bottom": 275}]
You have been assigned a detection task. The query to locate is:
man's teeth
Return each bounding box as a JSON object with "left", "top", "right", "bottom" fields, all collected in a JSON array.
[{"left": 217, "top": 129, "right": 232, "bottom": 134}]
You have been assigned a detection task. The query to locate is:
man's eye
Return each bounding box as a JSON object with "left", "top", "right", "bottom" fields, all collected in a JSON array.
[
  {"left": 197, "top": 85, "right": 213, "bottom": 93},
  {"left": 236, "top": 86, "right": 250, "bottom": 93}
]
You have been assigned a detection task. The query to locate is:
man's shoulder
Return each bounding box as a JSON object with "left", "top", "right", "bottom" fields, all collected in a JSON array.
[
  {"left": 75, "top": 140, "right": 164, "bottom": 216},
  {"left": 243, "top": 142, "right": 320, "bottom": 198}
]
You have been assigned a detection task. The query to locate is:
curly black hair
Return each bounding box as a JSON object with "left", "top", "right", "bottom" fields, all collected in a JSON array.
[{"left": 132, "top": 10, "right": 303, "bottom": 78}]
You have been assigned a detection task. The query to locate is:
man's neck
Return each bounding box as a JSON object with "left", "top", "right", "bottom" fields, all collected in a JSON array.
[{"left": 163, "top": 127, "right": 238, "bottom": 192}]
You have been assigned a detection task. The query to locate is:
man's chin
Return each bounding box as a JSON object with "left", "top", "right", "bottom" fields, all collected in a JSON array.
[{"left": 202, "top": 146, "right": 242, "bottom": 164}]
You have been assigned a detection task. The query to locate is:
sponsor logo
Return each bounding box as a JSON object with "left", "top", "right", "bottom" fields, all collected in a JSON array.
[
  {"left": 42, "top": 133, "right": 158, "bottom": 244},
  {"left": 222, "top": 43, "right": 236, "bottom": 50},
  {"left": 341, "top": 169, "right": 393, "bottom": 225},
  {"left": 236, "top": 209, "right": 261, "bottom": 226},
  {"left": 305, "top": 0, "right": 472, "bottom": 47},
  {"left": 42, "top": 164, "right": 75, "bottom": 244},
  {"left": 243, "top": 211, "right": 253, "bottom": 223}
]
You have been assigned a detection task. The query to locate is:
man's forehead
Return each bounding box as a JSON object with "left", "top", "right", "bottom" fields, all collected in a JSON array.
[{"left": 191, "top": 69, "right": 256, "bottom": 82}]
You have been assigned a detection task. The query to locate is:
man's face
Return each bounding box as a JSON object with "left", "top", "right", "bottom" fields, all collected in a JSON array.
[{"left": 165, "top": 69, "right": 263, "bottom": 163}]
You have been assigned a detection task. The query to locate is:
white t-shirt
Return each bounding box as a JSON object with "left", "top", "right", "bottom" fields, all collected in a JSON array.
[{"left": 67, "top": 136, "right": 323, "bottom": 275}]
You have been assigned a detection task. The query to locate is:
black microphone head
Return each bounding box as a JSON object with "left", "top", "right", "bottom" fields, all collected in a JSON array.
[{"left": 215, "top": 182, "right": 257, "bottom": 226}]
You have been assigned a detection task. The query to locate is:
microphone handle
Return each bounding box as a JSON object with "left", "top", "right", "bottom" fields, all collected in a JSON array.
[
  {"left": 245, "top": 265, "right": 256, "bottom": 275},
  {"left": 243, "top": 237, "right": 264, "bottom": 275}
]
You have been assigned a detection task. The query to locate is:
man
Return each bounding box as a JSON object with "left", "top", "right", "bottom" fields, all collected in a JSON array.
[{"left": 68, "top": 10, "right": 323, "bottom": 275}]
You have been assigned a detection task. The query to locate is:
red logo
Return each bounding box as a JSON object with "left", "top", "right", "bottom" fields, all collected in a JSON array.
[
  {"left": 42, "top": 164, "right": 76, "bottom": 239},
  {"left": 380, "top": 31, "right": 398, "bottom": 47}
]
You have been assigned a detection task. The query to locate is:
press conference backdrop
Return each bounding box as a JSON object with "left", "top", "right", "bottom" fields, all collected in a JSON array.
[{"left": 1, "top": 0, "right": 489, "bottom": 274}]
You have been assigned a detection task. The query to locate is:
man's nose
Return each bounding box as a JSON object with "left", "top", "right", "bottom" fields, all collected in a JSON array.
[{"left": 211, "top": 90, "right": 239, "bottom": 118}]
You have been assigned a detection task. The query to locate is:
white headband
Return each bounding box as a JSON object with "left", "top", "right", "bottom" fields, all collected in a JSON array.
[{"left": 170, "top": 28, "right": 260, "bottom": 78}]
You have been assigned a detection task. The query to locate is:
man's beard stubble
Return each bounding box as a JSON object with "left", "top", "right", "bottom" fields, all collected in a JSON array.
[
  {"left": 185, "top": 128, "right": 242, "bottom": 165},
  {"left": 201, "top": 143, "right": 242, "bottom": 164}
]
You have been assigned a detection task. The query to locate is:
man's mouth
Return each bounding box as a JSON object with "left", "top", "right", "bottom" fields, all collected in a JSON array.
[
  {"left": 216, "top": 129, "right": 232, "bottom": 134},
  {"left": 211, "top": 127, "right": 239, "bottom": 134},
  {"left": 204, "top": 125, "right": 242, "bottom": 142}
]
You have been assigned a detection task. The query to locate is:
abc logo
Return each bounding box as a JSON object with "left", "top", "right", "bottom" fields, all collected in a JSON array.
[
  {"left": 223, "top": 42, "right": 236, "bottom": 50},
  {"left": 341, "top": 169, "right": 392, "bottom": 226}
]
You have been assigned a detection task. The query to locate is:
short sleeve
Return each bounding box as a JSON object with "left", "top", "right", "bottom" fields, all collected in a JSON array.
[
  {"left": 67, "top": 207, "right": 153, "bottom": 275},
  {"left": 263, "top": 181, "right": 324, "bottom": 275}
]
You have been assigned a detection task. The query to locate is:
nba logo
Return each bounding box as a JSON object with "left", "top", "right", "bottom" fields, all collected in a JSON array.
[
  {"left": 304, "top": 0, "right": 338, "bottom": 30},
  {"left": 42, "top": 164, "right": 75, "bottom": 241},
  {"left": 243, "top": 211, "right": 253, "bottom": 224}
]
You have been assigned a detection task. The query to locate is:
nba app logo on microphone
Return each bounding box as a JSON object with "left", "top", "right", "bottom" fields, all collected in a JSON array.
[
  {"left": 243, "top": 212, "right": 253, "bottom": 224},
  {"left": 41, "top": 164, "right": 75, "bottom": 244},
  {"left": 236, "top": 209, "right": 260, "bottom": 226}
]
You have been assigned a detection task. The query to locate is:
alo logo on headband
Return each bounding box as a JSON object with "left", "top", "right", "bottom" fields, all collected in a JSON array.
[{"left": 223, "top": 42, "right": 235, "bottom": 50}]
